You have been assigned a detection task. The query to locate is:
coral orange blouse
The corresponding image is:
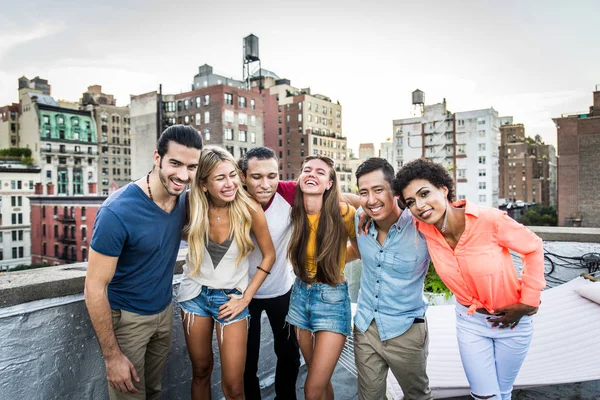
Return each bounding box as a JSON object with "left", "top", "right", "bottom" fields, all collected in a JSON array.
[{"left": 416, "top": 200, "right": 546, "bottom": 314}]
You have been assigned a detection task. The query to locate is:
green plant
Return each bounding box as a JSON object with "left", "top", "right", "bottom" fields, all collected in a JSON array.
[
  {"left": 518, "top": 204, "right": 557, "bottom": 226},
  {"left": 10, "top": 262, "right": 51, "bottom": 272},
  {"left": 424, "top": 261, "right": 452, "bottom": 299},
  {"left": 0, "top": 147, "right": 32, "bottom": 157}
]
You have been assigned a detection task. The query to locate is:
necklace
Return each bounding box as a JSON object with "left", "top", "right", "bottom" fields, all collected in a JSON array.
[
  {"left": 146, "top": 173, "right": 153, "bottom": 202},
  {"left": 211, "top": 207, "right": 225, "bottom": 223}
]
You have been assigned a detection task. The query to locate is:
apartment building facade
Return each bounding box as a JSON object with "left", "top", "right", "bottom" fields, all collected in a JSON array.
[
  {"left": 29, "top": 183, "right": 104, "bottom": 265},
  {"left": 393, "top": 99, "right": 501, "bottom": 207},
  {"left": 499, "top": 123, "right": 557, "bottom": 207},
  {"left": 0, "top": 165, "right": 40, "bottom": 270},
  {"left": 81, "top": 85, "right": 131, "bottom": 195},
  {"left": 257, "top": 76, "right": 351, "bottom": 191},
  {"left": 553, "top": 86, "right": 600, "bottom": 227}
]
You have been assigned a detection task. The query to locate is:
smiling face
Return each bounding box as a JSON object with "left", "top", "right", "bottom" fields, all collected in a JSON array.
[
  {"left": 358, "top": 169, "right": 398, "bottom": 224},
  {"left": 202, "top": 160, "right": 240, "bottom": 204},
  {"left": 401, "top": 179, "right": 449, "bottom": 226},
  {"left": 299, "top": 158, "right": 333, "bottom": 195},
  {"left": 242, "top": 157, "right": 279, "bottom": 206},
  {"left": 154, "top": 142, "right": 201, "bottom": 197}
]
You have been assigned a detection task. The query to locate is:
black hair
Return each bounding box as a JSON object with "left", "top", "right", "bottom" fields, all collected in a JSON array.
[
  {"left": 355, "top": 157, "right": 395, "bottom": 187},
  {"left": 240, "top": 147, "right": 277, "bottom": 174},
  {"left": 157, "top": 125, "right": 203, "bottom": 158},
  {"left": 392, "top": 158, "right": 455, "bottom": 203}
]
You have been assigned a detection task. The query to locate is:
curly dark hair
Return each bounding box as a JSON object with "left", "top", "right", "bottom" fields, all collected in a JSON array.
[{"left": 392, "top": 159, "right": 455, "bottom": 203}]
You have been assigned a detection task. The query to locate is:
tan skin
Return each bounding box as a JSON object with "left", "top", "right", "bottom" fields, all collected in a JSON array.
[
  {"left": 295, "top": 159, "right": 358, "bottom": 400},
  {"left": 84, "top": 143, "right": 201, "bottom": 394},
  {"left": 401, "top": 180, "right": 537, "bottom": 330},
  {"left": 183, "top": 160, "right": 275, "bottom": 400}
]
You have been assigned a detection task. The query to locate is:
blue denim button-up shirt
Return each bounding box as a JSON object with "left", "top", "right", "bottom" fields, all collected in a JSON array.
[{"left": 354, "top": 207, "right": 430, "bottom": 341}]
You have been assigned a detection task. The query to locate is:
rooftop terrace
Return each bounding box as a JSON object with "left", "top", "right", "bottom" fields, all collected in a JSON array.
[{"left": 0, "top": 227, "right": 599, "bottom": 399}]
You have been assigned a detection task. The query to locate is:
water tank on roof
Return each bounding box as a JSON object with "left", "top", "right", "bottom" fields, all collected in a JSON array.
[
  {"left": 244, "top": 34, "right": 259, "bottom": 61},
  {"left": 412, "top": 89, "right": 425, "bottom": 105}
]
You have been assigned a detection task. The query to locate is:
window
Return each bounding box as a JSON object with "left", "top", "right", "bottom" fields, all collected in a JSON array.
[
  {"left": 19, "top": 247, "right": 23, "bottom": 258},
  {"left": 82, "top": 227, "right": 87, "bottom": 241},
  {"left": 250, "top": 99, "right": 255, "bottom": 109},
  {"left": 204, "top": 112, "right": 210, "bottom": 123},
  {"left": 82, "top": 207, "right": 86, "bottom": 219},
  {"left": 250, "top": 132, "right": 256, "bottom": 143},
  {"left": 478, "top": 130, "right": 486, "bottom": 137},
  {"left": 195, "top": 113, "right": 201, "bottom": 125},
  {"left": 224, "top": 93, "right": 233, "bottom": 105},
  {"left": 300, "top": 149, "right": 305, "bottom": 157},
  {"left": 238, "top": 96, "right": 246, "bottom": 108},
  {"left": 203, "top": 128, "right": 210, "bottom": 141},
  {"left": 224, "top": 128, "right": 234, "bottom": 140},
  {"left": 238, "top": 130, "right": 247, "bottom": 142},
  {"left": 478, "top": 182, "right": 486, "bottom": 190},
  {"left": 479, "top": 194, "right": 487, "bottom": 203},
  {"left": 478, "top": 156, "right": 486, "bottom": 165},
  {"left": 238, "top": 113, "right": 248, "bottom": 125},
  {"left": 478, "top": 169, "right": 486, "bottom": 177},
  {"left": 73, "top": 169, "right": 83, "bottom": 195},
  {"left": 457, "top": 169, "right": 466, "bottom": 179},
  {"left": 478, "top": 143, "right": 486, "bottom": 151},
  {"left": 195, "top": 97, "right": 201, "bottom": 108},
  {"left": 204, "top": 94, "right": 210, "bottom": 105},
  {"left": 54, "top": 244, "right": 59, "bottom": 257},
  {"left": 224, "top": 110, "right": 234, "bottom": 123},
  {"left": 278, "top": 128, "right": 282, "bottom": 136},
  {"left": 58, "top": 169, "right": 68, "bottom": 194},
  {"left": 184, "top": 115, "right": 189, "bottom": 124},
  {"left": 43, "top": 243, "right": 46, "bottom": 256},
  {"left": 298, "top": 114, "right": 303, "bottom": 122}
]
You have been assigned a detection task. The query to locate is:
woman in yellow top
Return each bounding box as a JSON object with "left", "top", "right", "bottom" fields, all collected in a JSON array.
[{"left": 285, "top": 155, "right": 358, "bottom": 400}]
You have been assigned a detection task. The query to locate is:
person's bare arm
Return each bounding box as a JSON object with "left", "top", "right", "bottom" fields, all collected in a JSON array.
[
  {"left": 218, "top": 200, "right": 276, "bottom": 321},
  {"left": 346, "top": 237, "right": 361, "bottom": 263},
  {"left": 342, "top": 193, "right": 360, "bottom": 209},
  {"left": 84, "top": 248, "right": 139, "bottom": 393}
]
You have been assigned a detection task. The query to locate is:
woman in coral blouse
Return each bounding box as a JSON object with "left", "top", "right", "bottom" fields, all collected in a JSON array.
[{"left": 393, "top": 159, "right": 545, "bottom": 400}]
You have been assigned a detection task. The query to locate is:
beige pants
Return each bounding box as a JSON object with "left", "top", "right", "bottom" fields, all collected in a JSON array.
[
  {"left": 354, "top": 319, "right": 433, "bottom": 400},
  {"left": 108, "top": 303, "right": 173, "bottom": 400}
]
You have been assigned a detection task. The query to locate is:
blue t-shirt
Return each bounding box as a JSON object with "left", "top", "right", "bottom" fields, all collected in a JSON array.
[{"left": 90, "top": 183, "right": 186, "bottom": 315}]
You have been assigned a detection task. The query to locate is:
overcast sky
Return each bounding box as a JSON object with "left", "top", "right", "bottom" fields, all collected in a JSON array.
[{"left": 1, "top": 0, "right": 598, "bottom": 153}]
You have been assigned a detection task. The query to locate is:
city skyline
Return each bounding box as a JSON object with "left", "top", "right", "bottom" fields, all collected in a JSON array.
[{"left": 1, "top": 0, "right": 598, "bottom": 154}]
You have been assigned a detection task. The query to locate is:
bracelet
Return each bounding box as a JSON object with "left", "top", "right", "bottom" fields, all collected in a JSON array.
[{"left": 257, "top": 266, "right": 271, "bottom": 275}]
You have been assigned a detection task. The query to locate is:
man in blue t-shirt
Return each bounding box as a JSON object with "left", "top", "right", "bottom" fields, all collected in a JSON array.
[
  {"left": 85, "top": 125, "right": 202, "bottom": 399},
  {"left": 352, "top": 158, "right": 433, "bottom": 400}
]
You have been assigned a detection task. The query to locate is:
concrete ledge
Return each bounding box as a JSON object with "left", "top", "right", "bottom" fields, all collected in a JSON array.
[
  {"left": 0, "top": 249, "right": 187, "bottom": 308},
  {"left": 530, "top": 226, "right": 600, "bottom": 243}
]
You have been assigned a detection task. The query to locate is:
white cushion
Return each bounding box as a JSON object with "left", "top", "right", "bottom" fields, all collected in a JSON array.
[{"left": 575, "top": 282, "right": 600, "bottom": 305}]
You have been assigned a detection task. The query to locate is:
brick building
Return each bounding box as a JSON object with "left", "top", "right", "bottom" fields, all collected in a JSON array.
[
  {"left": 29, "top": 182, "right": 105, "bottom": 265},
  {"left": 499, "top": 123, "right": 556, "bottom": 207},
  {"left": 254, "top": 74, "right": 351, "bottom": 191},
  {"left": 130, "top": 64, "right": 263, "bottom": 180},
  {"left": 553, "top": 86, "right": 600, "bottom": 227}
]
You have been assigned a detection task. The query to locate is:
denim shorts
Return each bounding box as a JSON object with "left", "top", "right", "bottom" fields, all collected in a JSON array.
[
  {"left": 178, "top": 286, "right": 249, "bottom": 326},
  {"left": 285, "top": 278, "right": 351, "bottom": 336}
]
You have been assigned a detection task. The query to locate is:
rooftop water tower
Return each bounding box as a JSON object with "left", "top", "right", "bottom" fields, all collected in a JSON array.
[
  {"left": 243, "top": 34, "right": 261, "bottom": 91},
  {"left": 412, "top": 89, "right": 425, "bottom": 116}
]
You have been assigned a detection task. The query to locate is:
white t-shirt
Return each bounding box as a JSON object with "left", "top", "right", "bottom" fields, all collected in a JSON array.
[
  {"left": 247, "top": 181, "right": 296, "bottom": 299},
  {"left": 177, "top": 238, "right": 249, "bottom": 302}
]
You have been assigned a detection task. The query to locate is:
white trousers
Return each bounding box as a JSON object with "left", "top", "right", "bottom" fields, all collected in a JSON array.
[{"left": 455, "top": 303, "right": 533, "bottom": 400}]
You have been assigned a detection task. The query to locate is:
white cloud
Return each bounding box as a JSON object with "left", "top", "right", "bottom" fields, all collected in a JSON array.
[{"left": 0, "top": 23, "right": 66, "bottom": 60}]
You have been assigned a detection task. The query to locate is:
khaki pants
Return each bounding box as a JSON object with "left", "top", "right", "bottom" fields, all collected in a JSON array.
[
  {"left": 108, "top": 303, "right": 173, "bottom": 400},
  {"left": 354, "top": 319, "right": 433, "bottom": 400}
]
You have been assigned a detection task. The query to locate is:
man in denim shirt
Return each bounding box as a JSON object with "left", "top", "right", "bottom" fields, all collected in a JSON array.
[{"left": 352, "top": 158, "right": 433, "bottom": 400}]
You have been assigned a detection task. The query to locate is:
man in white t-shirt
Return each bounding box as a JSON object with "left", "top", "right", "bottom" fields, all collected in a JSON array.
[{"left": 240, "top": 147, "right": 300, "bottom": 400}]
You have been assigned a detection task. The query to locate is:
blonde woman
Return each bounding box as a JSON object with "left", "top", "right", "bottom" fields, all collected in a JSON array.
[
  {"left": 286, "top": 155, "right": 358, "bottom": 400},
  {"left": 177, "top": 146, "right": 275, "bottom": 400}
]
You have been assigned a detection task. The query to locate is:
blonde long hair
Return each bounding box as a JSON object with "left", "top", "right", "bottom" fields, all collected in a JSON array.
[{"left": 186, "top": 146, "right": 256, "bottom": 275}]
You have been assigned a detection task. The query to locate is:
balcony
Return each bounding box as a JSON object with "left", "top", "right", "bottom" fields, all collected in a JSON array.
[
  {"left": 59, "top": 253, "right": 77, "bottom": 262},
  {"left": 59, "top": 235, "right": 77, "bottom": 244},
  {"left": 0, "top": 231, "right": 599, "bottom": 399},
  {"left": 57, "top": 214, "right": 76, "bottom": 223}
]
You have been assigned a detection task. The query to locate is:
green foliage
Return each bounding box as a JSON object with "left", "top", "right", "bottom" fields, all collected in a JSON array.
[
  {"left": 424, "top": 261, "right": 452, "bottom": 299},
  {"left": 518, "top": 204, "right": 557, "bottom": 226},
  {"left": 20, "top": 156, "right": 34, "bottom": 166},
  {"left": 9, "top": 262, "right": 51, "bottom": 272},
  {"left": 0, "top": 148, "right": 32, "bottom": 157}
]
